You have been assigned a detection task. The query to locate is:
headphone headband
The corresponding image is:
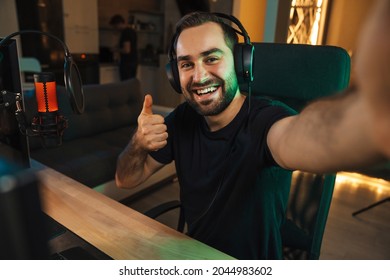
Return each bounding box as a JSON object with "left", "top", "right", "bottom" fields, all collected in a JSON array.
[
  {"left": 166, "top": 12, "right": 254, "bottom": 94},
  {"left": 211, "top": 13, "right": 251, "bottom": 44},
  {"left": 167, "top": 13, "right": 251, "bottom": 61}
]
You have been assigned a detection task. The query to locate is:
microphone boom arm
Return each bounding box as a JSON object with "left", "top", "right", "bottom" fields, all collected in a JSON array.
[
  {"left": 1, "top": 88, "right": 68, "bottom": 147},
  {"left": 0, "top": 30, "right": 85, "bottom": 114}
]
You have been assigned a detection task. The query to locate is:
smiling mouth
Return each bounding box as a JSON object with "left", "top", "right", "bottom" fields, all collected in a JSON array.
[{"left": 194, "top": 86, "right": 219, "bottom": 96}]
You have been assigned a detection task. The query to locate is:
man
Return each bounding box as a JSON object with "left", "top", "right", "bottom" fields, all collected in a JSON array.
[
  {"left": 116, "top": 1, "right": 389, "bottom": 259},
  {"left": 109, "top": 14, "right": 138, "bottom": 80}
]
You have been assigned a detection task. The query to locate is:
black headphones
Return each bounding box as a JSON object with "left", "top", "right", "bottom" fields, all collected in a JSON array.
[{"left": 166, "top": 13, "right": 254, "bottom": 94}]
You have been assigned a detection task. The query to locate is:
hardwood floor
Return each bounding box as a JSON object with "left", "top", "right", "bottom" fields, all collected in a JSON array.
[
  {"left": 124, "top": 172, "right": 390, "bottom": 260},
  {"left": 320, "top": 172, "right": 390, "bottom": 259}
]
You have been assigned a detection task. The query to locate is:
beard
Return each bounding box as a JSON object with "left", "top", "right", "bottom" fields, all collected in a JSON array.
[{"left": 183, "top": 71, "right": 239, "bottom": 116}]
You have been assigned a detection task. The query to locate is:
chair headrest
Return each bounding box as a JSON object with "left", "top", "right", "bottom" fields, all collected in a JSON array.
[{"left": 242, "top": 43, "right": 351, "bottom": 111}]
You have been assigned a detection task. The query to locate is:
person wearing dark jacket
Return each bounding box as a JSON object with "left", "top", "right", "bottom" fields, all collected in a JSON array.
[{"left": 109, "top": 14, "right": 138, "bottom": 80}]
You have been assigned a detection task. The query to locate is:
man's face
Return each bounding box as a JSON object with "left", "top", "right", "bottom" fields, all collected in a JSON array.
[{"left": 175, "top": 22, "right": 239, "bottom": 116}]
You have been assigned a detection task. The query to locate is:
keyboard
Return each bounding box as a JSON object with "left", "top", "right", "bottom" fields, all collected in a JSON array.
[{"left": 50, "top": 246, "right": 98, "bottom": 260}]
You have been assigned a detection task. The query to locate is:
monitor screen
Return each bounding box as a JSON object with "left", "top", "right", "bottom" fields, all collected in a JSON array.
[
  {"left": 0, "top": 37, "right": 49, "bottom": 259},
  {"left": 0, "top": 153, "right": 49, "bottom": 259},
  {"left": 0, "top": 37, "right": 30, "bottom": 169}
]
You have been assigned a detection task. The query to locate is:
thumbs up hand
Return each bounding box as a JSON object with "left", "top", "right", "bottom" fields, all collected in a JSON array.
[
  {"left": 135, "top": 94, "right": 168, "bottom": 151},
  {"left": 141, "top": 93, "right": 154, "bottom": 115}
]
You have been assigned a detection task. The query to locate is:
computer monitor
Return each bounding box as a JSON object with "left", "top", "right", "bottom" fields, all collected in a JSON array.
[
  {"left": 0, "top": 37, "right": 30, "bottom": 169},
  {"left": 0, "top": 36, "right": 98, "bottom": 260},
  {"left": 0, "top": 37, "right": 49, "bottom": 259},
  {"left": 0, "top": 150, "right": 49, "bottom": 259}
]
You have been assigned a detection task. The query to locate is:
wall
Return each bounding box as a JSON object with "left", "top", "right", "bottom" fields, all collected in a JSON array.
[
  {"left": 233, "top": 0, "right": 267, "bottom": 43},
  {"left": 98, "top": 0, "right": 160, "bottom": 28},
  {"left": 63, "top": 0, "right": 99, "bottom": 54},
  {"left": 163, "top": 0, "right": 181, "bottom": 53},
  {"left": 0, "top": 0, "right": 21, "bottom": 54},
  {"left": 209, "top": 0, "right": 233, "bottom": 14},
  {"left": 325, "top": 0, "right": 374, "bottom": 84},
  {"left": 326, "top": 0, "right": 373, "bottom": 55},
  {"left": 0, "top": 0, "right": 19, "bottom": 37},
  {"left": 231, "top": 0, "right": 374, "bottom": 50},
  {"left": 156, "top": 0, "right": 183, "bottom": 107}
]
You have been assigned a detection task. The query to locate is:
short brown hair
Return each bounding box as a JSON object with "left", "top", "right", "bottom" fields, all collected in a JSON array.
[{"left": 170, "top": 12, "right": 238, "bottom": 59}]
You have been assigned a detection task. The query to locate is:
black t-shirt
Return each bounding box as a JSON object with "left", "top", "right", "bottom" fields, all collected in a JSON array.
[{"left": 150, "top": 97, "right": 294, "bottom": 259}]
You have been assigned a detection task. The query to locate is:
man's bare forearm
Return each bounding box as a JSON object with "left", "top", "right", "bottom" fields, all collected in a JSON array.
[
  {"left": 269, "top": 89, "right": 385, "bottom": 174},
  {"left": 116, "top": 94, "right": 168, "bottom": 189},
  {"left": 115, "top": 131, "right": 149, "bottom": 188},
  {"left": 355, "top": 0, "right": 390, "bottom": 157}
]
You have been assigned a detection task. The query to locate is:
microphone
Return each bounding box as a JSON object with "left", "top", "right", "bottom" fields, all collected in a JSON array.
[
  {"left": 30, "top": 72, "right": 67, "bottom": 147},
  {"left": 0, "top": 30, "right": 85, "bottom": 114},
  {"left": 0, "top": 30, "right": 84, "bottom": 148}
]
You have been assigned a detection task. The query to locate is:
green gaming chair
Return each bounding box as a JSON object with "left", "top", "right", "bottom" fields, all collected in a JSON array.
[
  {"left": 144, "top": 42, "right": 351, "bottom": 260},
  {"left": 250, "top": 42, "right": 350, "bottom": 259}
]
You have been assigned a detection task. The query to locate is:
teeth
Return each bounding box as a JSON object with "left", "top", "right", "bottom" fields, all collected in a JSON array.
[{"left": 196, "top": 86, "right": 217, "bottom": 95}]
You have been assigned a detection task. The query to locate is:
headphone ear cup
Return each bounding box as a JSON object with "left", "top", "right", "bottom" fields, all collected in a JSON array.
[
  {"left": 234, "top": 43, "right": 254, "bottom": 84},
  {"left": 165, "top": 60, "right": 182, "bottom": 94}
]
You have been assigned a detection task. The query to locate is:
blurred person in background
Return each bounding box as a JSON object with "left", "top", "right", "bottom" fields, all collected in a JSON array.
[{"left": 109, "top": 14, "right": 138, "bottom": 80}]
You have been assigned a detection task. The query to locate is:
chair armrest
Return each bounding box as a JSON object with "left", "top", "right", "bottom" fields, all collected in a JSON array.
[
  {"left": 144, "top": 200, "right": 185, "bottom": 232},
  {"left": 144, "top": 200, "right": 181, "bottom": 219}
]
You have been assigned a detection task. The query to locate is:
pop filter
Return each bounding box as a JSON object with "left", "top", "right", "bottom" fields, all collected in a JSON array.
[
  {"left": 64, "top": 55, "right": 84, "bottom": 114},
  {"left": 0, "top": 30, "right": 85, "bottom": 114}
]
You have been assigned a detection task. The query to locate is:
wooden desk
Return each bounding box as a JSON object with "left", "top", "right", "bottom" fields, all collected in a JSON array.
[{"left": 32, "top": 161, "right": 233, "bottom": 260}]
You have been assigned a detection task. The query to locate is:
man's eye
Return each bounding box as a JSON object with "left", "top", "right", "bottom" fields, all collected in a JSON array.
[
  {"left": 179, "top": 62, "right": 192, "bottom": 69},
  {"left": 206, "top": 57, "right": 219, "bottom": 63}
]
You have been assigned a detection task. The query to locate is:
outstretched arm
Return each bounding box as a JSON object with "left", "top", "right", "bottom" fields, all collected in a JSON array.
[
  {"left": 268, "top": 0, "right": 390, "bottom": 173},
  {"left": 355, "top": 0, "right": 390, "bottom": 157},
  {"left": 115, "top": 94, "right": 168, "bottom": 189},
  {"left": 268, "top": 88, "right": 384, "bottom": 174}
]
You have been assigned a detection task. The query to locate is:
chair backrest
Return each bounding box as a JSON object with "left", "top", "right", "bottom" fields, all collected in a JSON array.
[
  {"left": 246, "top": 42, "right": 351, "bottom": 111},
  {"left": 250, "top": 42, "right": 350, "bottom": 259}
]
